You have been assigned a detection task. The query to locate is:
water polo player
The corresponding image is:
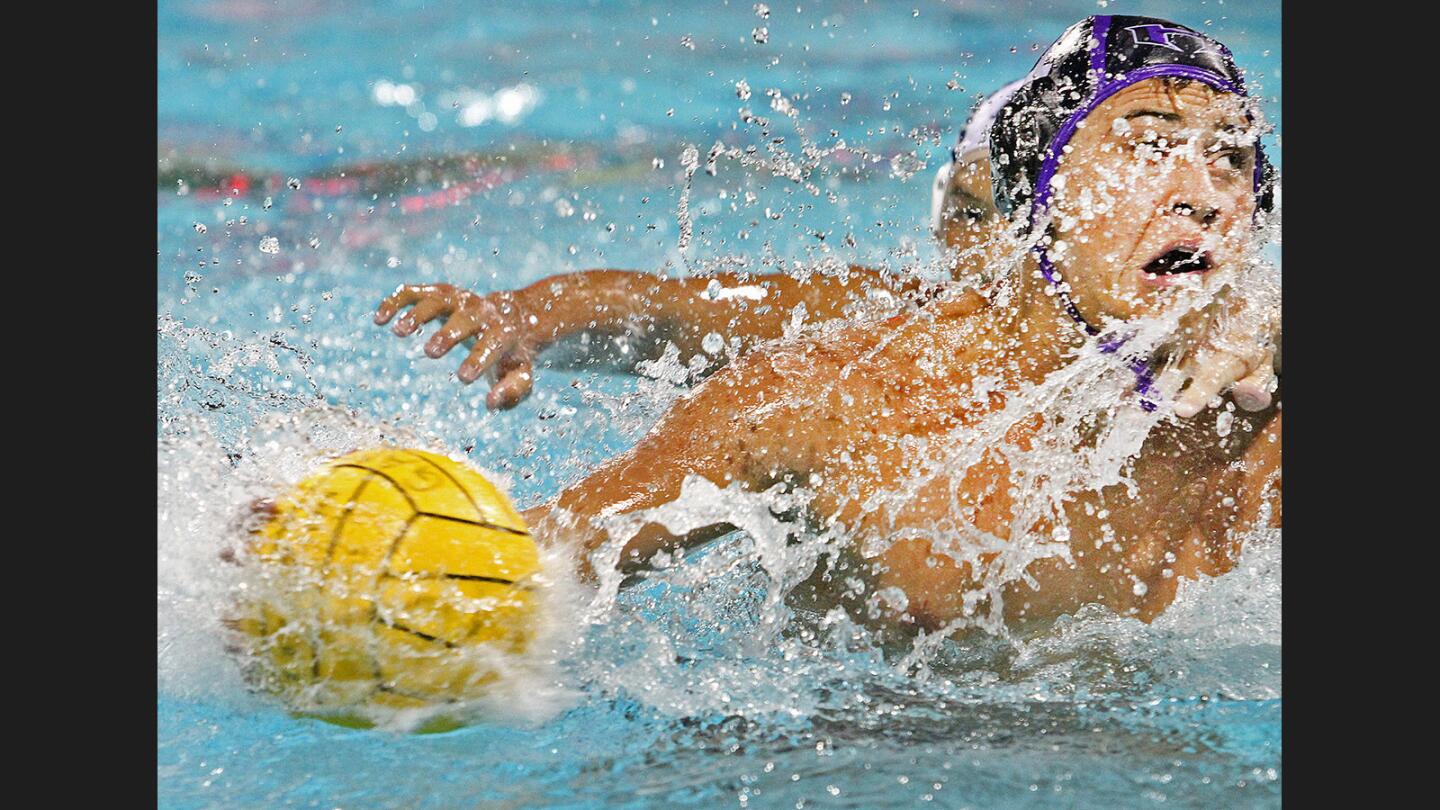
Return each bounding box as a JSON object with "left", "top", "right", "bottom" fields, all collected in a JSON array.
[
  {"left": 930, "top": 78, "right": 1021, "bottom": 259},
  {"left": 398, "top": 14, "right": 1281, "bottom": 631},
  {"left": 374, "top": 84, "right": 1019, "bottom": 409},
  {"left": 504, "top": 14, "right": 1284, "bottom": 631}
]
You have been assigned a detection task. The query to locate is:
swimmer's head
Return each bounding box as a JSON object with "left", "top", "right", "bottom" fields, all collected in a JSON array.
[
  {"left": 930, "top": 80, "right": 1023, "bottom": 269},
  {"left": 990, "top": 15, "right": 1276, "bottom": 327}
]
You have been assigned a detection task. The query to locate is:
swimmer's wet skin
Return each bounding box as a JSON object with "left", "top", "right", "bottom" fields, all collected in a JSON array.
[
  {"left": 374, "top": 268, "right": 925, "bottom": 410},
  {"left": 373, "top": 85, "right": 1015, "bottom": 410},
  {"left": 377, "top": 14, "right": 1280, "bottom": 633}
]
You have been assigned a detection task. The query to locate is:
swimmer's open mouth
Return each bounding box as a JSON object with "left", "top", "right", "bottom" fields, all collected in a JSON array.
[{"left": 1144, "top": 247, "right": 1211, "bottom": 276}]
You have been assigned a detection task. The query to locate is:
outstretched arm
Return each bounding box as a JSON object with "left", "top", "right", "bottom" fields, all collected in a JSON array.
[
  {"left": 520, "top": 343, "right": 810, "bottom": 579},
  {"left": 374, "top": 266, "right": 919, "bottom": 409},
  {"left": 518, "top": 292, "right": 994, "bottom": 584}
]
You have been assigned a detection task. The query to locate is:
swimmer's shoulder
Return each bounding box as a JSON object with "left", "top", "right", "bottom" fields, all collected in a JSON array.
[{"left": 685, "top": 286, "right": 996, "bottom": 406}]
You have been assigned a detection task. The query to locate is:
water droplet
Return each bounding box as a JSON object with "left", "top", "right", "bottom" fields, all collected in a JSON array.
[
  {"left": 1215, "top": 410, "right": 1234, "bottom": 437},
  {"left": 752, "top": 27, "right": 768, "bottom": 44},
  {"left": 193, "top": 222, "right": 208, "bottom": 234},
  {"left": 286, "top": 177, "right": 301, "bottom": 190},
  {"left": 258, "top": 237, "right": 280, "bottom": 254}
]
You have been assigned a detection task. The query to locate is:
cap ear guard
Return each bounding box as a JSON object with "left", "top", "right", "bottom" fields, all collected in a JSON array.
[{"left": 929, "top": 160, "right": 955, "bottom": 238}]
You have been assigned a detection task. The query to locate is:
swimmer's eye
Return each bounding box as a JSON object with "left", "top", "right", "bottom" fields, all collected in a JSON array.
[
  {"left": 1207, "top": 147, "right": 1253, "bottom": 174},
  {"left": 961, "top": 206, "right": 988, "bottom": 223}
]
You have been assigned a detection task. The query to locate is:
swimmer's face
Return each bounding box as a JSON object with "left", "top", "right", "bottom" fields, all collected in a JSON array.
[
  {"left": 938, "top": 155, "right": 1007, "bottom": 278},
  {"left": 1047, "top": 78, "right": 1258, "bottom": 323},
  {"left": 939, "top": 156, "right": 1001, "bottom": 253}
]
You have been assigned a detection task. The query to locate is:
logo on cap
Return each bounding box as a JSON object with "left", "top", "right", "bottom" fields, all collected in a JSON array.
[{"left": 1124, "top": 23, "right": 1202, "bottom": 52}]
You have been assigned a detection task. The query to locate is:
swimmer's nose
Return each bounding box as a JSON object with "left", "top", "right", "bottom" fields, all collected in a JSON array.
[
  {"left": 1166, "top": 156, "right": 1232, "bottom": 229},
  {"left": 1167, "top": 185, "right": 1225, "bottom": 228},
  {"left": 1171, "top": 200, "right": 1220, "bottom": 226}
]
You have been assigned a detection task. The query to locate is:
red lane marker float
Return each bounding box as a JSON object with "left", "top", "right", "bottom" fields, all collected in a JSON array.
[
  {"left": 304, "top": 176, "right": 361, "bottom": 196},
  {"left": 398, "top": 168, "right": 513, "bottom": 214},
  {"left": 224, "top": 173, "right": 251, "bottom": 195}
]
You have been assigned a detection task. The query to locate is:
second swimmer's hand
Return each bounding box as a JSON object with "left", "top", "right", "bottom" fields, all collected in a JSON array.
[{"left": 374, "top": 283, "right": 548, "bottom": 410}]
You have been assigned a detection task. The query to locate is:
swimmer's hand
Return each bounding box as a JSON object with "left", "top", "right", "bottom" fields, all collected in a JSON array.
[
  {"left": 1164, "top": 293, "right": 1279, "bottom": 419},
  {"left": 375, "top": 283, "right": 548, "bottom": 409}
]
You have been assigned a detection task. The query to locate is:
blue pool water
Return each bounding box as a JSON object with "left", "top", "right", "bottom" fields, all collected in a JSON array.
[{"left": 157, "top": 1, "right": 1282, "bottom": 806}]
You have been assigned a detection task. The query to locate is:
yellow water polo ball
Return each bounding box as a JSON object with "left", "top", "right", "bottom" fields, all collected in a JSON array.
[{"left": 229, "top": 448, "right": 540, "bottom": 728}]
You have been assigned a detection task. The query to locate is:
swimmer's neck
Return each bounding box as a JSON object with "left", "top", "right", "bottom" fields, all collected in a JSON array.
[{"left": 969, "top": 256, "right": 1088, "bottom": 375}]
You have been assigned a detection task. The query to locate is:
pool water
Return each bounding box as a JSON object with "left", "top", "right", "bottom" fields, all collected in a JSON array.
[{"left": 157, "top": 0, "right": 1282, "bottom": 806}]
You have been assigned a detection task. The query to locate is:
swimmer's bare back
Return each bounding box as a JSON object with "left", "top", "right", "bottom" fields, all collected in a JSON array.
[{"left": 523, "top": 287, "right": 1281, "bottom": 631}]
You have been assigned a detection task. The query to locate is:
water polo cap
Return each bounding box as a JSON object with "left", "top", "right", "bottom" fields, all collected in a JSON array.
[
  {"left": 930, "top": 79, "right": 1025, "bottom": 237},
  {"left": 988, "top": 15, "right": 1277, "bottom": 411},
  {"left": 990, "top": 14, "right": 1275, "bottom": 236}
]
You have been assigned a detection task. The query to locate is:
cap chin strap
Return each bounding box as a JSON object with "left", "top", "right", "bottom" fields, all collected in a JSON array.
[{"left": 1035, "top": 243, "right": 1160, "bottom": 412}]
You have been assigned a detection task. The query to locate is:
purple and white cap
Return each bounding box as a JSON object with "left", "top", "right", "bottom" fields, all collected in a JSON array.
[
  {"left": 991, "top": 14, "right": 1274, "bottom": 234},
  {"left": 988, "top": 15, "right": 1277, "bottom": 410},
  {"left": 929, "top": 79, "right": 1024, "bottom": 237}
]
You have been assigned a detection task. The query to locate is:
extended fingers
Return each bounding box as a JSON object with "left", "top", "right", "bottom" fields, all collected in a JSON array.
[
  {"left": 487, "top": 354, "right": 536, "bottom": 410},
  {"left": 376, "top": 284, "right": 428, "bottom": 324},
  {"left": 1230, "top": 349, "right": 1277, "bottom": 412},
  {"left": 458, "top": 330, "right": 511, "bottom": 384},
  {"left": 1174, "top": 351, "right": 1250, "bottom": 419},
  {"left": 375, "top": 283, "right": 455, "bottom": 327},
  {"left": 425, "top": 298, "right": 496, "bottom": 358}
]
